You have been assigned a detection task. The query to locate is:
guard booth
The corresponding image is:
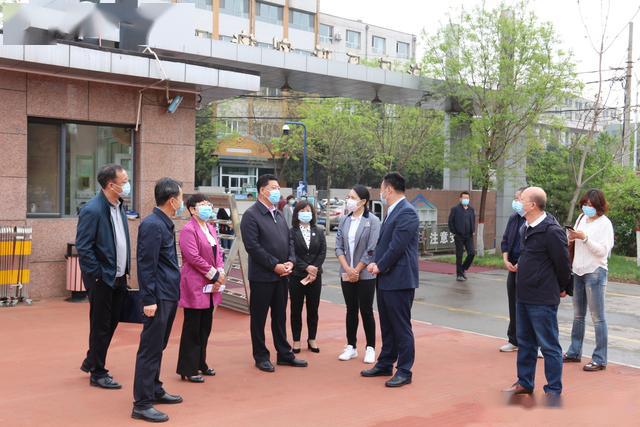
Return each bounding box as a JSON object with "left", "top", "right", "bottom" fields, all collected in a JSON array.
[
  {"left": 180, "top": 193, "right": 250, "bottom": 314},
  {"left": 0, "top": 226, "right": 33, "bottom": 306}
]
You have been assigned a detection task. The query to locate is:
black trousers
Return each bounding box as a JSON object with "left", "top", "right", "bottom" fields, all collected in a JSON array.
[
  {"left": 289, "top": 274, "right": 322, "bottom": 342},
  {"left": 249, "top": 279, "right": 294, "bottom": 363},
  {"left": 341, "top": 278, "right": 376, "bottom": 349},
  {"left": 506, "top": 271, "right": 518, "bottom": 346},
  {"left": 83, "top": 275, "right": 127, "bottom": 378},
  {"left": 376, "top": 287, "right": 415, "bottom": 376},
  {"left": 176, "top": 302, "right": 214, "bottom": 376},
  {"left": 133, "top": 299, "right": 177, "bottom": 410},
  {"left": 454, "top": 235, "right": 475, "bottom": 276}
]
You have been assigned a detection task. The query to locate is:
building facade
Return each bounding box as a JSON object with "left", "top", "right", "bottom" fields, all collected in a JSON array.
[{"left": 193, "top": 0, "right": 417, "bottom": 192}]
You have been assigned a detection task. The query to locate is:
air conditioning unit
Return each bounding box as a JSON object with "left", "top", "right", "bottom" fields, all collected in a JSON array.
[{"left": 334, "top": 32, "right": 342, "bottom": 41}]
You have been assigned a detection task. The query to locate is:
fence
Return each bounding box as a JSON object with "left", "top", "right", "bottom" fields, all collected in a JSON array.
[{"left": 0, "top": 226, "right": 33, "bottom": 306}]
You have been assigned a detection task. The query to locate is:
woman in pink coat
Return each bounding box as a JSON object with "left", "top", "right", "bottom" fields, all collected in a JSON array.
[{"left": 176, "top": 194, "right": 226, "bottom": 383}]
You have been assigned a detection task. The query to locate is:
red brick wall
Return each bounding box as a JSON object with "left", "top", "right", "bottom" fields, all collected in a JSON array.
[{"left": 0, "top": 70, "right": 196, "bottom": 299}]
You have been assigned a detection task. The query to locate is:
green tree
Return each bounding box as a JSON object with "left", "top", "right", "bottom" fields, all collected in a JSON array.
[
  {"left": 195, "top": 105, "right": 222, "bottom": 186},
  {"left": 602, "top": 170, "right": 640, "bottom": 257},
  {"left": 422, "top": 1, "right": 578, "bottom": 253}
]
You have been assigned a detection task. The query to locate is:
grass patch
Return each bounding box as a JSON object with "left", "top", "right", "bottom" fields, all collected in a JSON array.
[{"left": 430, "top": 254, "right": 640, "bottom": 284}]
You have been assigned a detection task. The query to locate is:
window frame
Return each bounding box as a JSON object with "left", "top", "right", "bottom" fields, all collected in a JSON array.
[
  {"left": 288, "top": 8, "right": 314, "bottom": 32},
  {"left": 372, "top": 35, "right": 386, "bottom": 55},
  {"left": 220, "top": 0, "right": 249, "bottom": 18},
  {"left": 319, "top": 23, "right": 333, "bottom": 43},
  {"left": 26, "top": 117, "right": 136, "bottom": 219},
  {"left": 255, "top": 1, "right": 284, "bottom": 25},
  {"left": 346, "top": 30, "right": 361, "bottom": 50},
  {"left": 396, "top": 41, "right": 410, "bottom": 59}
]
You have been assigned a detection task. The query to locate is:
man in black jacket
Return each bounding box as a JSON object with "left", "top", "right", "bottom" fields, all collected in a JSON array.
[
  {"left": 132, "top": 178, "right": 184, "bottom": 423},
  {"left": 76, "top": 164, "right": 131, "bottom": 389},
  {"left": 499, "top": 187, "right": 527, "bottom": 352},
  {"left": 240, "top": 174, "right": 307, "bottom": 373},
  {"left": 448, "top": 191, "right": 476, "bottom": 281},
  {"left": 503, "top": 187, "right": 570, "bottom": 397}
]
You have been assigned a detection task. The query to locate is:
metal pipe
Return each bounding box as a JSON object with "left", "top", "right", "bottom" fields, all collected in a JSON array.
[{"left": 284, "top": 120, "right": 308, "bottom": 188}]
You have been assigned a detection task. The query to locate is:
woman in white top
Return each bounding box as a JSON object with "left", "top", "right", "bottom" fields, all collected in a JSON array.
[
  {"left": 564, "top": 189, "right": 614, "bottom": 372},
  {"left": 335, "top": 185, "right": 381, "bottom": 364}
]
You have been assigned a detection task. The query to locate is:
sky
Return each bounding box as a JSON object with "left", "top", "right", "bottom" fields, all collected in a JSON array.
[{"left": 321, "top": 0, "right": 640, "bottom": 110}]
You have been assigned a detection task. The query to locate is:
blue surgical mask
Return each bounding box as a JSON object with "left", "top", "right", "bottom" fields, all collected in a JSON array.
[
  {"left": 582, "top": 205, "right": 597, "bottom": 218},
  {"left": 119, "top": 182, "right": 131, "bottom": 197},
  {"left": 197, "top": 205, "right": 213, "bottom": 221},
  {"left": 268, "top": 189, "right": 281, "bottom": 205},
  {"left": 175, "top": 199, "right": 185, "bottom": 216},
  {"left": 380, "top": 190, "right": 388, "bottom": 206},
  {"left": 298, "top": 211, "right": 313, "bottom": 224},
  {"left": 461, "top": 198, "right": 470, "bottom": 206},
  {"left": 512, "top": 200, "right": 524, "bottom": 216}
]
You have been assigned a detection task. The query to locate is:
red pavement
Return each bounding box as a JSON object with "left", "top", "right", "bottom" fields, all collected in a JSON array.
[
  {"left": 0, "top": 299, "right": 638, "bottom": 426},
  {"left": 420, "top": 260, "right": 496, "bottom": 274}
]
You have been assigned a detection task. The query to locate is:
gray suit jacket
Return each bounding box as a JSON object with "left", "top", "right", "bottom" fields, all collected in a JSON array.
[{"left": 335, "top": 212, "right": 381, "bottom": 280}]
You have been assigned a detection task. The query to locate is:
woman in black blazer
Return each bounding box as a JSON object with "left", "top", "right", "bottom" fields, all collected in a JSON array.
[{"left": 289, "top": 200, "right": 327, "bottom": 353}]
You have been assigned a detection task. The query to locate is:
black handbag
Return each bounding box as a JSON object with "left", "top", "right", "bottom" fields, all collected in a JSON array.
[{"left": 119, "top": 288, "right": 145, "bottom": 324}]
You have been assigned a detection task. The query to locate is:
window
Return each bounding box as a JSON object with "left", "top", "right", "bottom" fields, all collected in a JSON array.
[
  {"left": 346, "top": 30, "right": 361, "bottom": 49},
  {"left": 256, "top": 1, "right": 283, "bottom": 25},
  {"left": 223, "top": 120, "right": 247, "bottom": 135},
  {"left": 220, "top": 0, "right": 249, "bottom": 17},
  {"left": 372, "top": 36, "right": 386, "bottom": 55},
  {"left": 396, "top": 41, "right": 410, "bottom": 59},
  {"left": 319, "top": 24, "right": 333, "bottom": 43},
  {"left": 289, "top": 9, "right": 314, "bottom": 32},
  {"left": 180, "top": 0, "right": 212, "bottom": 11},
  {"left": 27, "top": 120, "right": 134, "bottom": 217}
]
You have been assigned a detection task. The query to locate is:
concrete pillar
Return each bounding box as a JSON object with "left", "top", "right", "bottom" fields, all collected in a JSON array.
[
  {"left": 495, "top": 135, "right": 527, "bottom": 244},
  {"left": 442, "top": 112, "right": 471, "bottom": 191}
]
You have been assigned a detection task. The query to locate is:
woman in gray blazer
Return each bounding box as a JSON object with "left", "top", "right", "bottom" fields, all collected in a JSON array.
[{"left": 335, "top": 185, "right": 381, "bottom": 364}]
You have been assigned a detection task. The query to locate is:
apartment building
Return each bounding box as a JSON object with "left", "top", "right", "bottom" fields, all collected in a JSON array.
[{"left": 180, "top": 0, "right": 416, "bottom": 191}]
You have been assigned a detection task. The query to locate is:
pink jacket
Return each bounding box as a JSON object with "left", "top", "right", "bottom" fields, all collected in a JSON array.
[{"left": 179, "top": 217, "right": 224, "bottom": 309}]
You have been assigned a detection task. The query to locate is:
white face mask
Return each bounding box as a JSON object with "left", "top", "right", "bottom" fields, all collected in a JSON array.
[{"left": 346, "top": 198, "right": 360, "bottom": 213}]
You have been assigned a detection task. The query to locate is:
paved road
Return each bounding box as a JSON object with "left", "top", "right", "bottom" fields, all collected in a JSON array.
[{"left": 320, "top": 234, "right": 640, "bottom": 367}]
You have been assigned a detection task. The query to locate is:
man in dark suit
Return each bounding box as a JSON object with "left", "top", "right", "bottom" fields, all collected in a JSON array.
[
  {"left": 131, "top": 178, "right": 184, "bottom": 423},
  {"left": 503, "top": 186, "right": 570, "bottom": 398},
  {"left": 448, "top": 191, "right": 476, "bottom": 281},
  {"left": 363, "top": 172, "right": 420, "bottom": 388},
  {"left": 240, "top": 174, "right": 307, "bottom": 373},
  {"left": 76, "top": 164, "right": 131, "bottom": 389}
]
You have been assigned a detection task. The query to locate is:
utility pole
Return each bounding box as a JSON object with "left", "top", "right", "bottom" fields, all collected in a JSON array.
[{"left": 622, "top": 22, "right": 633, "bottom": 167}]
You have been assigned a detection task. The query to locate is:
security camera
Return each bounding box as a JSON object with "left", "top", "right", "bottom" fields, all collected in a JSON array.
[
  {"left": 282, "top": 124, "right": 290, "bottom": 135},
  {"left": 167, "top": 95, "right": 184, "bottom": 114}
]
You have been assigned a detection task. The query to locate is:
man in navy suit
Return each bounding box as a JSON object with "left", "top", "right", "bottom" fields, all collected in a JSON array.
[{"left": 363, "top": 172, "right": 420, "bottom": 388}]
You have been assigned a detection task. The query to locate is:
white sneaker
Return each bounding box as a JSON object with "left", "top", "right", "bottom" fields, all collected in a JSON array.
[
  {"left": 537, "top": 348, "right": 544, "bottom": 359},
  {"left": 363, "top": 346, "right": 376, "bottom": 364},
  {"left": 338, "top": 345, "right": 357, "bottom": 361},
  {"left": 500, "top": 343, "right": 518, "bottom": 352}
]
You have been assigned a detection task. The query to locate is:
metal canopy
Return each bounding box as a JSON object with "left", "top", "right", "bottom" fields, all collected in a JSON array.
[{"left": 155, "top": 40, "right": 442, "bottom": 106}]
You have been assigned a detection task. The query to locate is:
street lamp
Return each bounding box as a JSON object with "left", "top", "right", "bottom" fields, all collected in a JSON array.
[{"left": 282, "top": 121, "right": 308, "bottom": 193}]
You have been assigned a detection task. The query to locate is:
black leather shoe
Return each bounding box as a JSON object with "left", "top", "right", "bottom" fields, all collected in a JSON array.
[
  {"left": 385, "top": 373, "right": 412, "bottom": 387},
  {"left": 361, "top": 366, "right": 393, "bottom": 377},
  {"left": 292, "top": 348, "right": 301, "bottom": 354},
  {"left": 180, "top": 375, "right": 204, "bottom": 383},
  {"left": 255, "top": 360, "right": 275, "bottom": 372},
  {"left": 201, "top": 368, "right": 216, "bottom": 376},
  {"left": 131, "top": 406, "right": 169, "bottom": 423},
  {"left": 154, "top": 392, "right": 183, "bottom": 404},
  {"left": 277, "top": 358, "right": 308, "bottom": 367},
  {"left": 90, "top": 376, "right": 122, "bottom": 389},
  {"left": 80, "top": 359, "right": 91, "bottom": 373},
  {"left": 307, "top": 340, "right": 320, "bottom": 353}
]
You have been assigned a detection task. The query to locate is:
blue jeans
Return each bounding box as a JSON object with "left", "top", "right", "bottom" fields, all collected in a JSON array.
[
  {"left": 566, "top": 267, "right": 608, "bottom": 365},
  {"left": 516, "top": 302, "right": 563, "bottom": 394}
]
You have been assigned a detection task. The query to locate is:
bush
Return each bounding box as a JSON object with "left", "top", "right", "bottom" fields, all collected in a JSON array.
[{"left": 603, "top": 171, "right": 640, "bottom": 256}]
